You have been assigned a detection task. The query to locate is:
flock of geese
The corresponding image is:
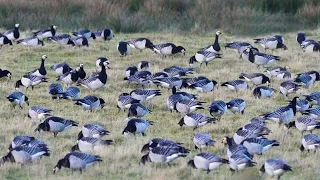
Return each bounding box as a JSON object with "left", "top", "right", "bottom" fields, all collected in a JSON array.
[{"left": 1, "top": 23, "right": 320, "bottom": 179}]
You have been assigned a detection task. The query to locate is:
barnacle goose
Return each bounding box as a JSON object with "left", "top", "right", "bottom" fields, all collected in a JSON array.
[
  {"left": 265, "top": 66, "right": 290, "bottom": 77},
  {"left": 301, "top": 39, "right": 320, "bottom": 52},
  {"left": 28, "top": 106, "right": 53, "bottom": 121},
  {"left": 3, "top": 23, "right": 19, "bottom": 41},
  {"left": 59, "top": 87, "right": 81, "bottom": 100},
  {"left": 300, "top": 134, "right": 320, "bottom": 152},
  {"left": 35, "top": 116, "right": 78, "bottom": 137},
  {"left": 253, "top": 86, "right": 276, "bottom": 98},
  {"left": 73, "top": 36, "right": 89, "bottom": 47},
  {"left": 287, "top": 116, "right": 320, "bottom": 134},
  {"left": 125, "top": 66, "right": 138, "bottom": 78},
  {"left": 77, "top": 63, "right": 86, "bottom": 79},
  {"left": 7, "top": 91, "right": 29, "bottom": 109},
  {"left": 71, "top": 137, "right": 113, "bottom": 153},
  {"left": 240, "top": 123, "right": 271, "bottom": 136},
  {"left": 72, "top": 29, "right": 96, "bottom": 39},
  {"left": 193, "top": 133, "right": 215, "bottom": 151},
  {"left": 167, "top": 93, "right": 191, "bottom": 112},
  {"left": 101, "top": 28, "right": 114, "bottom": 41},
  {"left": 189, "top": 78, "right": 218, "bottom": 93},
  {"left": 229, "top": 153, "right": 256, "bottom": 171},
  {"left": 0, "top": 146, "right": 49, "bottom": 165},
  {"left": 153, "top": 77, "right": 183, "bottom": 90},
  {"left": 254, "top": 35, "right": 287, "bottom": 53},
  {"left": 15, "top": 74, "right": 47, "bottom": 90},
  {"left": 275, "top": 70, "right": 292, "bottom": 80},
  {"left": 122, "top": 118, "right": 153, "bottom": 136},
  {"left": 226, "top": 98, "right": 246, "bottom": 114},
  {"left": 246, "top": 48, "right": 280, "bottom": 67},
  {"left": 221, "top": 80, "right": 249, "bottom": 91},
  {"left": 17, "top": 36, "right": 44, "bottom": 46},
  {"left": 163, "top": 66, "right": 194, "bottom": 77},
  {"left": 127, "top": 103, "right": 150, "bottom": 118},
  {"left": 53, "top": 152, "right": 102, "bottom": 173},
  {"left": 209, "top": 100, "right": 227, "bottom": 120},
  {"left": 152, "top": 43, "right": 186, "bottom": 58},
  {"left": 47, "top": 34, "right": 74, "bottom": 46},
  {"left": 0, "top": 69, "right": 11, "bottom": 79},
  {"left": 280, "top": 80, "right": 300, "bottom": 96},
  {"left": 295, "top": 98, "right": 310, "bottom": 113},
  {"left": 175, "top": 98, "right": 204, "bottom": 113},
  {"left": 96, "top": 57, "right": 110, "bottom": 71},
  {"left": 221, "top": 136, "right": 252, "bottom": 159},
  {"left": 188, "top": 153, "right": 228, "bottom": 173},
  {"left": 233, "top": 128, "right": 265, "bottom": 144},
  {"left": 296, "top": 32, "right": 307, "bottom": 45},
  {"left": 138, "top": 61, "right": 150, "bottom": 70},
  {"left": 130, "top": 89, "right": 161, "bottom": 102},
  {"left": 201, "top": 31, "right": 221, "bottom": 53},
  {"left": 305, "top": 92, "right": 320, "bottom": 105},
  {"left": 140, "top": 146, "right": 188, "bottom": 165},
  {"left": 250, "top": 117, "right": 267, "bottom": 126},
  {"left": 51, "top": 61, "right": 72, "bottom": 76},
  {"left": 124, "top": 70, "right": 151, "bottom": 88},
  {"left": 241, "top": 138, "right": 279, "bottom": 155},
  {"left": 189, "top": 50, "right": 222, "bottom": 67},
  {"left": 178, "top": 112, "right": 215, "bottom": 129},
  {"left": 48, "top": 83, "right": 63, "bottom": 99},
  {"left": 260, "top": 158, "right": 292, "bottom": 179},
  {"left": 182, "top": 76, "right": 207, "bottom": 87},
  {"left": 128, "top": 38, "right": 153, "bottom": 51},
  {"left": 27, "top": 55, "right": 48, "bottom": 78},
  {"left": 141, "top": 138, "right": 185, "bottom": 153},
  {"left": 8, "top": 136, "right": 35, "bottom": 150},
  {"left": 239, "top": 73, "right": 270, "bottom": 86},
  {"left": 225, "top": 41, "right": 252, "bottom": 53},
  {"left": 78, "top": 124, "right": 109, "bottom": 139},
  {"left": 172, "top": 86, "right": 197, "bottom": 99},
  {"left": 77, "top": 62, "right": 108, "bottom": 91},
  {"left": 74, "top": 96, "right": 105, "bottom": 112},
  {"left": 0, "top": 34, "right": 13, "bottom": 46},
  {"left": 117, "top": 41, "right": 130, "bottom": 56},
  {"left": 58, "top": 67, "right": 80, "bottom": 86},
  {"left": 33, "top": 25, "right": 57, "bottom": 39},
  {"left": 298, "top": 71, "right": 320, "bottom": 82},
  {"left": 295, "top": 73, "right": 314, "bottom": 88},
  {"left": 302, "top": 106, "right": 320, "bottom": 119},
  {"left": 117, "top": 93, "right": 140, "bottom": 112}
]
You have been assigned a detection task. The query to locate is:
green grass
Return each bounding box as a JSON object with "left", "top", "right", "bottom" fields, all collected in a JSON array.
[{"left": 0, "top": 30, "right": 320, "bottom": 180}]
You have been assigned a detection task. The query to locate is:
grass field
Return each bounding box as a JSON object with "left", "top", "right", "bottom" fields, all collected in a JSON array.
[{"left": 0, "top": 30, "right": 320, "bottom": 180}]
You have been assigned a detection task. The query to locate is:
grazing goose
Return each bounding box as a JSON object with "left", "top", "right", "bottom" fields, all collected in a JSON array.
[
  {"left": 73, "top": 36, "right": 89, "bottom": 47},
  {"left": 253, "top": 86, "right": 276, "bottom": 98},
  {"left": 250, "top": 117, "right": 267, "bottom": 126},
  {"left": 172, "top": 86, "right": 197, "bottom": 100},
  {"left": 265, "top": 66, "right": 290, "bottom": 77},
  {"left": 295, "top": 98, "right": 310, "bottom": 113},
  {"left": 189, "top": 50, "right": 222, "bottom": 67},
  {"left": 182, "top": 76, "right": 207, "bottom": 87},
  {"left": 47, "top": 34, "right": 74, "bottom": 45},
  {"left": 254, "top": 35, "right": 287, "bottom": 52},
  {"left": 128, "top": 38, "right": 153, "bottom": 51},
  {"left": 239, "top": 73, "right": 270, "bottom": 86},
  {"left": 193, "top": 133, "right": 215, "bottom": 151},
  {"left": 295, "top": 73, "right": 314, "bottom": 88},
  {"left": 59, "top": 86, "right": 81, "bottom": 100},
  {"left": 8, "top": 136, "right": 35, "bottom": 150},
  {"left": 71, "top": 137, "right": 113, "bottom": 153},
  {"left": 302, "top": 106, "right": 320, "bottom": 119},
  {"left": 0, "top": 69, "right": 11, "bottom": 79},
  {"left": 240, "top": 47, "right": 260, "bottom": 60},
  {"left": 260, "top": 158, "right": 292, "bottom": 179},
  {"left": 305, "top": 92, "right": 320, "bottom": 105},
  {"left": 298, "top": 71, "right": 320, "bottom": 82},
  {"left": 178, "top": 112, "right": 215, "bottom": 129},
  {"left": 33, "top": 25, "right": 57, "bottom": 39},
  {"left": 233, "top": 129, "right": 264, "bottom": 144},
  {"left": 77, "top": 62, "right": 108, "bottom": 91},
  {"left": 262, "top": 97, "right": 299, "bottom": 126},
  {"left": 222, "top": 136, "right": 252, "bottom": 159},
  {"left": 17, "top": 36, "right": 44, "bottom": 46},
  {"left": 226, "top": 98, "right": 246, "bottom": 114},
  {"left": 0, "top": 145, "right": 49, "bottom": 165},
  {"left": 287, "top": 116, "right": 320, "bottom": 134},
  {"left": 78, "top": 124, "right": 109, "bottom": 139},
  {"left": 188, "top": 153, "right": 228, "bottom": 173},
  {"left": 275, "top": 70, "right": 292, "bottom": 80},
  {"left": 3, "top": 23, "right": 20, "bottom": 41},
  {"left": 141, "top": 138, "right": 184, "bottom": 152},
  {"left": 167, "top": 93, "right": 189, "bottom": 112},
  {"left": 127, "top": 103, "right": 150, "bottom": 118},
  {"left": 58, "top": 68, "right": 80, "bottom": 85},
  {"left": 225, "top": 41, "right": 252, "bottom": 53},
  {"left": 6, "top": 91, "right": 29, "bottom": 109},
  {"left": 201, "top": 31, "right": 221, "bottom": 53},
  {"left": 101, "top": 28, "right": 114, "bottom": 41},
  {"left": 53, "top": 152, "right": 102, "bottom": 173},
  {"left": 146, "top": 72, "right": 168, "bottom": 83},
  {"left": 96, "top": 57, "right": 110, "bottom": 71},
  {"left": 75, "top": 96, "right": 105, "bottom": 112},
  {"left": 50, "top": 61, "right": 72, "bottom": 76},
  {"left": 175, "top": 99, "right": 204, "bottom": 113},
  {"left": 246, "top": 48, "right": 280, "bottom": 67},
  {"left": 28, "top": 106, "right": 53, "bottom": 121},
  {"left": 0, "top": 34, "right": 12, "bottom": 46},
  {"left": 15, "top": 74, "right": 47, "bottom": 90},
  {"left": 279, "top": 80, "right": 300, "bottom": 96},
  {"left": 48, "top": 83, "right": 63, "bottom": 99},
  {"left": 152, "top": 43, "right": 186, "bottom": 58},
  {"left": 301, "top": 39, "right": 320, "bottom": 52},
  {"left": 117, "top": 93, "right": 140, "bottom": 111},
  {"left": 209, "top": 100, "right": 227, "bottom": 120},
  {"left": 153, "top": 77, "right": 183, "bottom": 89},
  {"left": 124, "top": 70, "right": 151, "bottom": 87},
  {"left": 221, "top": 80, "right": 249, "bottom": 91},
  {"left": 229, "top": 153, "right": 256, "bottom": 171},
  {"left": 117, "top": 41, "right": 130, "bottom": 56},
  {"left": 300, "top": 134, "right": 320, "bottom": 152},
  {"left": 130, "top": 89, "right": 161, "bottom": 101},
  {"left": 35, "top": 116, "right": 78, "bottom": 137},
  {"left": 72, "top": 29, "right": 96, "bottom": 39},
  {"left": 27, "top": 55, "right": 48, "bottom": 78},
  {"left": 242, "top": 122, "right": 270, "bottom": 133},
  {"left": 163, "top": 66, "right": 193, "bottom": 77},
  {"left": 138, "top": 61, "right": 150, "bottom": 70},
  {"left": 189, "top": 78, "right": 218, "bottom": 93},
  {"left": 122, "top": 118, "right": 153, "bottom": 136},
  {"left": 140, "top": 146, "right": 188, "bottom": 165},
  {"left": 241, "top": 138, "right": 279, "bottom": 155},
  {"left": 296, "top": 32, "right": 307, "bottom": 45}
]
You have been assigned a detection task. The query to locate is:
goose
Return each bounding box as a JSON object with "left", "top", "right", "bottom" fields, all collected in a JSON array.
[
  {"left": 300, "top": 134, "right": 320, "bottom": 152},
  {"left": 297, "top": 71, "right": 320, "bottom": 82},
  {"left": 182, "top": 76, "right": 207, "bottom": 87},
  {"left": 279, "top": 80, "right": 300, "bottom": 96},
  {"left": 153, "top": 77, "right": 183, "bottom": 89},
  {"left": 301, "top": 39, "right": 320, "bottom": 52},
  {"left": 0, "top": 145, "right": 49, "bottom": 165},
  {"left": 27, "top": 55, "right": 48, "bottom": 78},
  {"left": 130, "top": 89, "right": 161, "bottom": 101},
  {"left": 233, "top": 129, "right": 265, "bottom": 144},
  {"left": 77, "top": 63, "right": 86, "bottom": 79},
  {"left": 58, "top": 68, "right": 80, "bottom": 86},
  {"left": 152, "top": 43, "right": 186, "bottom": 58},
  {"left": 302, "top": 106, "right": 320, "bottom": 119},
  {"left": 71, "top": 137, "right": 113, "bottom": 153},
  {"left": 287, "top": 116, "right": 320, "bottom": 134},
  {"left": 221, "top": 80, "right": 249, "bottom": 91},
  {"left": 6, "top": 91, "right": 29, "bottom": 109},
  {"left": 163, "top": 66, "right": 194, "bottom": 77},
  {"left": 241, "top": 123, "right": 271, "bottom": 135},
  {"left": 34, "top": 116, "right": 78, "bottom": 137},
  {"left": 127, "top": 103, "right": 150, "bottom": 118},
  {"left": 167, "top": 94, "right": 189, "bottom": 112},
  {"left": 72, "top": 29, "right": 96, "bottom": 39},
  {"left": 48, "top": 83, "right": 63, "bottom": 99},
  {"left": 254, "top": 35, "right": 287, "bottom": 53},
  {"left": 188, "top": 153, "right": 229, "bottom": 173},
  {"left": 275, "top": 70, "right": 292, "bottom": 80},
  {"left": 296, "top": 32, "right": 307, "bottom": 45},
  {"left": 53, "top": 152, "right": 102, "bottom": 173},
  {"left": 140, "top": 146, "right": 188, "bottom": 165},
  {"left": 50, "top": 61, "right": 72, "bottom": 76},
  {"left": 122, "top": 118, "right": 153, "bottom": 136},
  {"left": 33, "top": 25, "right": 57, "bottom": 39},
  {"left": 253, "top": 86, "right": 276, "bottom": 98},
  {"left": 47, "top": 34, "right": 74, "bottom": 45},
  {"left": 229, "top": 153, "right": 256, "bottom": 171},
  {"left": 239, "top": 73, "right": 270, "bottom": 86},
  {"left": 75, "top": 96, "right": 105, "bottom": 112},
  {"left": 224, "top": 41, "right": 252, "bottom": 53},
  {"left": 240, "top": 47, "right": 259, "bottom": 60},
  {"left": 138, "top": 61, "right": 150, "bottom": 70},
  {"left": 189, "top": 78, "right": 218, "bottom": 93},
  {"left": 178, "top": 112, "right": 215, "bottom": 129},
  {"left": 221, "top": 136, "right": 252, "bottom": 159},
  {"left": 0, "top": 34, "right": 13, "bottom": 46},
  {"left": 295, "top": 73, "right": 314, "bottom": 88},
  {"left": 262, "top": 97, "right": 299, "bottom": 126},
  {"left": 117, "top": 93, "right": 140, "bottom": 111},
  {"left": 141, "top": 138, "right": 185, "bottom": 153},
  {"left": 260, "top": 158, "right": 292, "bottom": 179},
  {"left": 189, "top": 50, "right": 222, "bottom": 67},
  {"left": 175, "top": 99, "right": 204, "bottom": 113},
  {"left": 8, "top": 136, "right": 35, "bottom": 150},
  {"left": 101, "top": 28, "right": 114, "bottom": 41},
  {"left": 58, "top": 87, "right": 81, "bottom": 100},
  {"left": 117, "top": 41, "right": 130, "bottom": 56},
  {"left": 128, "top": 38, "right": 153, "bottom": 51},
  {"left": 17, "top": 36, "right": 44, "bottom": 46},
  {"left": 0, "top": 69, "right": 11, "bottom": 79},
  {"left": 295, "top": 98, "right": 310, "bottom": 113},
  {"left": 305, "top": 92, "right": 320, "bottom": 105},
  {"left": 226, "top": 98, "right": 246, "bottom": 114},
  {"left": 3, "top": 23, "right": 20, "bottom": 41},
  {"left": 23, "top": 139, "right": 48, "bottom": 149},
  {"left": 171, "top": 86, "right": 197, "bottom": 100},
  {"left": 193, "top": 133, "right": 215, "bottom": 151},
  {"left": 241, "top": 138, "right": 279, "bottom": 155},
  {"left": 77, "top": 62, "right": 108, "bottom": 91},
  {"left": 15, "top": 74, "right": 47, "bottom": 90},
  {"left": 250, "top": 117, "right": 267, "bottom": 126},
  {"left": 73, "top": 36, "right": 89, "bottom": 47},
  {"left": 265, "top": 66, "right": 290, "bottom": 77},
  {"left": 96, "top": 57, "right": 110, "bottom": 71},
  {"left": 28, "top": 106, "right": 53, "bottom": 121},
  {"left": 78, "top": 124, "right": 109, "bottom": 139},
  {"left": 209, "top": 100, "right": 227, "bottom": 120},
  {"left": 124, "top": 70, "right": 151, "bottom": 87},
  {"left": 246, "top": 48, "right": 280, "bottom": 67},
  {"left": 201, "top": 31, "right": 221, "bottom": 53}
]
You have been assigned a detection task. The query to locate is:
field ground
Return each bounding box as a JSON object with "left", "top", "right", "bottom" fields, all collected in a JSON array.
[{"left": 0, "top": 31, "right": 320, "bottom": 180}]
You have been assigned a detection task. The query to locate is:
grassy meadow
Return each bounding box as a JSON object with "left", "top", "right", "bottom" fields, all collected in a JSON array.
[{"left": 0, "top": 30, "right": 320, "bottom": 180}]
